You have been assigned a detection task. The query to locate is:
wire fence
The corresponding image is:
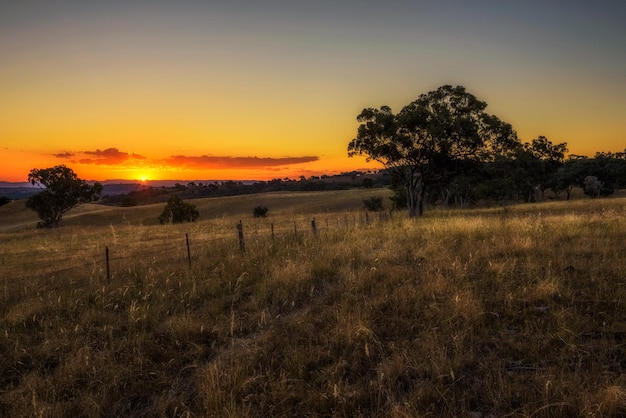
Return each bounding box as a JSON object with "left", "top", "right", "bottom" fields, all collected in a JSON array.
[{"left": 1, "top": 211, "right": 395, "bottom": 283}]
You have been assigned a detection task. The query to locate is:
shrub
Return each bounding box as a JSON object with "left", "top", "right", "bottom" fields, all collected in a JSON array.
[
  {"left": 583, "top": 176, "right": 602, "bottom": 198},
  {"left": 253, "top": 206, "right": 268, "bottom": 218},
  {"left": 158, "top": 195, "right": 199, "bottom": 224},
  {"left": 363, "top": 196, "right": 384, "bottom": 212}
]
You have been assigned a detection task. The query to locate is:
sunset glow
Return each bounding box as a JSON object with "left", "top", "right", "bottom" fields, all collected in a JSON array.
[{"left": 1, "top": 2, "right": 624, "bottom": 182}]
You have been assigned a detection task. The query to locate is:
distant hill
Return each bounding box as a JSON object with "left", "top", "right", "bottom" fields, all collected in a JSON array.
[
  {"left": 0, "top": 181, "right": 36, "bottom": 188},
  {"left": 0, "top": 183, "right": 38, "bottom": 200},
  {"left": 0, "top": 182, "right": 148, "bottom": 200},
  {"left": 0, "top": 181, "right": 255, "bottom": 201},
  {"left": 99, "top": 183, "right": 146, "bottom": 196},
  {"left": 0, "top": 171, "right": 388, "bottom": 202},
  {"left": 0, "top": 188, "right": 394, "bottom": 232}
]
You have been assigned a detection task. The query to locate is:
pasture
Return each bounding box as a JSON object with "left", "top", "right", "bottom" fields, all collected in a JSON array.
[{"left": 1, "top": 189, "right": 625, "bottom": 417}]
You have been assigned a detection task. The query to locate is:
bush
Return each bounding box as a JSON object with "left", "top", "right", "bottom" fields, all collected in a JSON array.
[
  {"left": 158, "top": 195, "right": 199, "bottom": 224},
  {"left": 0, "top": 196, "right": 10, "bottom": 207},
  {"left": 583, "top": 176, "right": 602, "bottom": 198},
  {"left": 363, "top": 196, "right": 384, "bottom": 212},
  {"left": 253, "top": 206, "right": 268, "bottom": 218}
]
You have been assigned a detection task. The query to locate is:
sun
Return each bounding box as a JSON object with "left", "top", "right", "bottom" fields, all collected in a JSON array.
[{"left": 135, "top": 169, "right": 157, "bottom": 183}]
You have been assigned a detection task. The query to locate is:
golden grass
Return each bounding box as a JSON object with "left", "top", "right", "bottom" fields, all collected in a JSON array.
[{"left": 1, "top": 191, "right": 625, "bottom": 417}]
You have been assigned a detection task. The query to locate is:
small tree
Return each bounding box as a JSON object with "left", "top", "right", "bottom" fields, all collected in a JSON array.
[
  {"left": 26, "top": 165, "right": 102, "bottom": 228},
  {"left": 253, "top": 206, "right": 268, "bottom": 218},
  {"left": 158, "top": 195, "right": 199, "bottom": 224},
  {"left": 553, "top": 157, "right": 588, "bottom": 200}
]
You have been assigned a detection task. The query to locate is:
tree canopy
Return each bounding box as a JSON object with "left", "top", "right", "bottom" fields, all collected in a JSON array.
[
  {"left": 26, "top": 165, "right": 103, "bottom": 228},
  {"left": 348, "top": 85, "right": 519, "bottom": 216}
]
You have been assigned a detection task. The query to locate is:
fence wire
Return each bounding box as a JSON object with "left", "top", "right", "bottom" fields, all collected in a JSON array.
[{"left": 1, "top": 212, "right": 393, "bottom": 282}]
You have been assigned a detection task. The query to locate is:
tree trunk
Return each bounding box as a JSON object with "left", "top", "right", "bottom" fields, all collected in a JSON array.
[
  {"left": 406, "top": 177, "right": 425, "bottom": 217},
  {"left": 534, "top": 185, "right": 544, "bottom": 202}
]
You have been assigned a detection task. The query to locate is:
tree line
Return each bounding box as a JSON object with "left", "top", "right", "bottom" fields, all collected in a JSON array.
[
  {"left": 100, "top": 172, "right": 387, "bottom": 207},
  {"left": 396, "top": 145, "right": 626, "bottom": 210}
]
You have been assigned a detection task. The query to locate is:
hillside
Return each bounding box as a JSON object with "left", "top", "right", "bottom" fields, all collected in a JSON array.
[
  {"left": 1, "top": 192, "right": 625, "bottom": 417},
  {"left": 0, "top": 188, "right": 394, "bottom": 232}
]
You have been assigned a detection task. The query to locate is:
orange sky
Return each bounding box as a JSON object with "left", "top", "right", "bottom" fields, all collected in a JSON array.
[{"left": 1, "top": 2, "right": 624, "bottom": 182}]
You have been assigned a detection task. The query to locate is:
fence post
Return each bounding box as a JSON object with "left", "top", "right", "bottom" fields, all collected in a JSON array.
[
  {"left": 105, "top": 246, "right": 111, "bottom": 284},
  {"left": 271, "top": 223, "right": 275, "bottom": 241},
  {"left": 365, "top": 212, "right": 370, "bottom": 225},
  {"left": 186, "top": 233, "right": 192, "bottom": 268},
  {"left": 294, "top": 221, "right": 298, "bottom": 237},
  {"left": 311, "top": 218, "right": 317, "bottom": 235},
  {"left": 237, "top": 220, "right": 246, "bottom": 253}
]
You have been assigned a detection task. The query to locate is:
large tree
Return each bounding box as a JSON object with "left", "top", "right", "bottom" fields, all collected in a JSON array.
[
  {"left": 26, "top": 165, "right": 103, "bottom": 228},
  {"left": 348, "top": 85, "right": 519, "bottom": 217}
]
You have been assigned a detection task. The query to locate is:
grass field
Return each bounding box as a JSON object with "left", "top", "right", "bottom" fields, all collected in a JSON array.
[{"left": 1, "top": 189, "right": 625, "bottom": 417}]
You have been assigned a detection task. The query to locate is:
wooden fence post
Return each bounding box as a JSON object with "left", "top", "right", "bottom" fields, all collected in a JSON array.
[
  {"left": 271, "top": 223, "right": 275, "bottom": 241},
  {"left": 105, "top": 246, "right": 110, "bottom": 284},
  {"left": 237, "top": 220, "right": 246, "bottom": 253},
  {"left": 186, "top": 233, "right": 192, "bottom": 268},
  {"left": 311, "top": 218, "right": 317, "bottom": 235},
  {"left": 294, "top": 221, "right": 298, "bottom": 237}
]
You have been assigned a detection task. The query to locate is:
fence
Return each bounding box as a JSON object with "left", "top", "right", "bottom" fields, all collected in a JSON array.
[{"left": 1, "top": 211, "right": 394, "bottom": 284}]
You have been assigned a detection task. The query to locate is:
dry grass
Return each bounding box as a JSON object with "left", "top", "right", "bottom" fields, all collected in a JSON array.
[{"left": 1, "top": 191, "right": 625, "bottom": 417}]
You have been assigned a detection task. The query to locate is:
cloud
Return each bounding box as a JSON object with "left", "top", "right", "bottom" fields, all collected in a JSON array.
[
  {"left": 164, "top": 155, "right": 319, "bottom": 169},
  {"left": 51, "top": 149, "right": 319, "bottom": 172},
  {"left": 53, "top": 152, "right": 75, "bottom": 158},
  {"left": 77, "top": 148, "right": 146, "bottom": 165}
]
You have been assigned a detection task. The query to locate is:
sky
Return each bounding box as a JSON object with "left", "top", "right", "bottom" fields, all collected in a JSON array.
[{"left": 1, "top": 0, "right": 625, "bottom": 182}]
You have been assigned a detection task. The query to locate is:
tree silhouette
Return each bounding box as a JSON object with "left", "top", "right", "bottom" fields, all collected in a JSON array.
[
  {"left": 26, "top": 165, "right": 102, "bottom": 228},
  {"left": 349, "top": 85, "right": 519, "bottom": 216},
  {"left": 158, "top": 195, "right": 199, "bottom": 224}
]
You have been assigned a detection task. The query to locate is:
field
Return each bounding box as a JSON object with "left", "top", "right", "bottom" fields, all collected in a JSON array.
[{"left": 1, "top": 189, "right": 625, "bottom": 417}]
